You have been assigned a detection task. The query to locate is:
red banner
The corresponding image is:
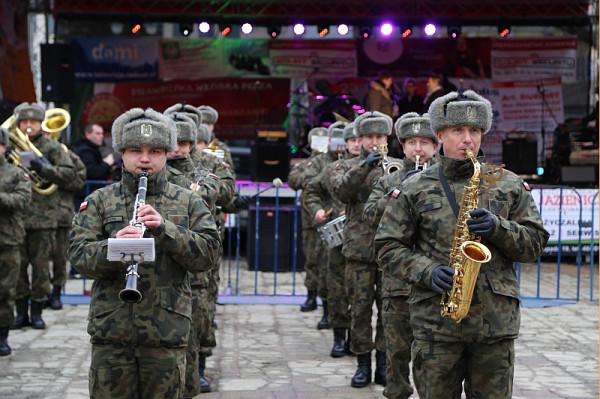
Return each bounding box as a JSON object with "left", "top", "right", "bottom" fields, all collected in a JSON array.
[{"left": 81, "top": 78, "right": 290, "bottom": 139}]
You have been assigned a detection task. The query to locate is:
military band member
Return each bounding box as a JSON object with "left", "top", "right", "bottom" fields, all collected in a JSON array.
[
  {"left": 0, "top": 127, "right": 32, "bottom": 356},
  {"left": 331, "top": 111, "right": 400, "bottom": 388},
  {"left": 363, "top": 112, "right": 438, "bottom": 399},
  {"left": 12, "top": 103, "right": 76, "bottom": 330},
  {"left": 375, "top": 91, "right": 549, "bottom": 399},
  {"left": 287, "top": 127, "right": 330, "bottom": 317},
  {"left": 69, "top": 108, "right": 220, "bottom": 399},
  {"left": 197, "top": 105, "right": 234, "bottom": 167}
]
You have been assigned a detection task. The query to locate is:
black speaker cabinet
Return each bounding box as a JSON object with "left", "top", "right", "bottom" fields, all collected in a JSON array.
[
  {"left": 502, "top": 138, "right": 538, "bottom": 175},
  {"left": 247, "top": 201, "right": 304, "bottom": 272},
  {"left": 41, "top": 43, "right": 74, "bottom": 103},
  {"left": 251, "top": 140, "right": 290, "bottom": 182}
]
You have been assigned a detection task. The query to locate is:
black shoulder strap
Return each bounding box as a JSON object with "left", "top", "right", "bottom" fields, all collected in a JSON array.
[{"left": 438, "top": 166, "right": 459, "bottom": 219}]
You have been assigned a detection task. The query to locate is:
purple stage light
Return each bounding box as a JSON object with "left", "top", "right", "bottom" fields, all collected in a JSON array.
[
  {"left": 241, "top": 23, "right": 253, "bottom": 35},
  {"left": 315, "top": 95, "right": 327, "bottom": 100},
  {"left": 424, "top": 23, "right": 436, "bottom": 36},
  {"left": 380, "top": 22, "right": 393, "bottom": 36},
  {"left": 351, "top": 105, "right": 362, "bottom": 110}
]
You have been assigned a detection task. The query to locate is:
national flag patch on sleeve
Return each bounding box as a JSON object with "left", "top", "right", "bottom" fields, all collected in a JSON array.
[
  {"left": 79, "top": 201, "right": 88, "bottom": 212},
  {"left": 390, "top": 189, "right": 401, "bottom": 198}
]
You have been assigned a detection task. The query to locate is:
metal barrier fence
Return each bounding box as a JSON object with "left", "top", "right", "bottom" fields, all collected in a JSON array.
[{"left": 65, "top": 181, "right": 598, "bottom": 306}]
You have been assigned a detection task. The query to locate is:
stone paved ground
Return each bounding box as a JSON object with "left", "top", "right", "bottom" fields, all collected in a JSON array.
[{"left": 0, "top": 261, "right": 597, "bottom": 399}]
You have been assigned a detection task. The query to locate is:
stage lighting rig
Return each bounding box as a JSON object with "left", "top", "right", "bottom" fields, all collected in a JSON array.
[
  {"left": 498, "top": 25, "right": 511, "bottom": 37},
  {"left": 337, "top": 24, "right": 349, "bottom": 36},
  {"left": 359, "top": 26, "right": 371, "bottom": 39},
  {"left": 220, "top": 23, "right": 232, "bottom": 36},
  {"left": 268, "top": 25, "right": 281, "bottom": 38},
  {"left": 447, "top": 25, "right": 461, "bottom": 39},
  {"left": 318, "top": 24, "right": 330, "bottom": 37},
  {"left": 180, "top": 23, "right": 192, "bottom": 36},
  {"left": 401, "top": 26, "right": 413, "bottom": 38}
]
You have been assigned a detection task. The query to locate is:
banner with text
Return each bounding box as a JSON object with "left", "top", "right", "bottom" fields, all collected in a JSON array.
[
  {"left": 80, "top": 78, "right": 290, "bottom": 139},
  {"left": 491, "top": 37, "right": 577, "bottom": 83},
  {"left": 532, "top": 188, "right": 599, "bottom": 254},
  {"left": 72, "top": 37, "right": 159, "bottom": 81}
]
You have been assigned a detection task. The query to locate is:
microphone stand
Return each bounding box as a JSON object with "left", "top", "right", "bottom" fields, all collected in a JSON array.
[{"left": 537, "top": 82, "right": 559, "bottom": 172}]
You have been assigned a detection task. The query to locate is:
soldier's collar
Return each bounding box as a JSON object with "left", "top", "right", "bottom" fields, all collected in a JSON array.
[{"left": 121, "top": 167, "right": 168, "bottom": 196}]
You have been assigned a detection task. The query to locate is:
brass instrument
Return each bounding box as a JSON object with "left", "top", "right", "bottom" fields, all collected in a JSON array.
[
  {"left": 440, "top": 149, "right": 492, "bottom": 323},
  {"left": 202, "top": 148, "right": 225, "bottom": 160},
  {"left": 414, "top": 155, "right": 428, "bottom": 171},
  {"left": 1, "top": 115, "right": 58, "bottom": 195},
  {"left": 119, "top": 172, "right": 148, "bottom": 304},
  {"left": 42, "top": 108, "right": 70, "bottom": 140},
  {"left": 377, "top": 143, "right": 402, "bottom": 175}
]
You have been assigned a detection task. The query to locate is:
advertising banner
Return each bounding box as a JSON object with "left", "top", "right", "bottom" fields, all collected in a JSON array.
[
  {"left": 80, "top": 78, "right": 290, "bottom": 138},
  {"left": 491, "top": 37, "right": 577, "bottom": 83},
  {"left": 532, "top": 188, "right": 599, "bottom": 253},
  {"left": 72, "top": 37, "right": 159, "bottom": 81}
]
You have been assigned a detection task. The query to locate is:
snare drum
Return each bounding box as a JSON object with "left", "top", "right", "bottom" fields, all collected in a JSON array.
[{"left": 317, "top": 215, "right": 346, "bottom": 249}]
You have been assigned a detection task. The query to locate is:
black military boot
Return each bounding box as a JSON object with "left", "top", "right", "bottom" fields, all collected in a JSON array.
[
  {"left": 48, "top": 285, "right": 63, "bottom": 310},
  {"left": 351, "top": 352, "right": 372, "bottom": 388},
  {"left": 10, "top": 298, "right": 30, "bottom": 329},
  {"left": 300, "top": 290, "right": 317, "bottom": 312},
  {"left": 330, "top": 328, "right": 347, "bottom": 358},
  {"left": 0, "top": 327, "right": 11, "bottom": 356},
  {"left": 316, "top": 300, "right": 330, "bottom": 330},
  {"left": 30, "top": 301, "right": 46, "bottom": 329},
  {"left": 374, "top": 350, "right": 387, "bottom": 386},
  {"left": 198, "top": 354, "right": 211, "bottom": 393}
]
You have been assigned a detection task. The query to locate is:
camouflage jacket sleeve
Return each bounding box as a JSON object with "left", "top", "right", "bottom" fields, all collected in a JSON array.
[
  {"left": 191, "top": 169, "right": 220, "bottom": 211},
  {"left": 0, "top": 169, "right": 31, "bottom": 211},
  {"left": 374, "top": 183, "right": 439, "bottom": 289},
  {"left": 150, "top": 190, "right": 220, "bottom": 272},
  {"left": 58, "top": 150, "right": 87, "bottom": 192},
  {"left": 303, "top": 169, "right": 327, "bottom": 219},
  {"left": 331, "top": 158, "right": 371, "bottom": 204},
  {"left": 40, "top": 140, "right": 78, "bottom": 187},
  {"left": 68, "top": 190, "right": 126, "bottom": 280},
  {"left": 287, "top": 160, "right": 307, "bottom": 190},
  {"left": 483, "top": 174, "right": 549, "bottom": 262},
  {"left": 362, "top": 175, "right": 390, "bottom": 227},
  {"left": 212, "top": 161, "right": 235, "bottom": 208}
]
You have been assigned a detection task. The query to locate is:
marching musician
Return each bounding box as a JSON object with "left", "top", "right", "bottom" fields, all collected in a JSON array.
[
  {"left": 11, "top": 103, "right": 76, "bottom": 330},
  {"left": 374, "top": 91, "right": 548, "bottom": 398},
  {"left": 68, "top": 108, "right": 220, "bottom": 399},
  {"left": 363, "top": 112, "right": 438, "bottom": 399},
  {"left": 0, "top": 127, "right": 31, "bottom": 356},
  {"left": 331, "top": 111, "right": 401, "bottom": 388},
  {"left": 197, "top": 105, "right": 234, "bottom": 167}
]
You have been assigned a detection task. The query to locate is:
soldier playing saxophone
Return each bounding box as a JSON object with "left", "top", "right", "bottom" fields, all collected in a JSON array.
[{"left": 374, "top": 91, "right": 548, "bottom": 399}]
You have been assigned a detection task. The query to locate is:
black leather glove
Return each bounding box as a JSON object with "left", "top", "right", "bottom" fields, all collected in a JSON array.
[
  {"left": 365, "top": 152, "right": 382, "bottom": 168},
  {"left": 467, "top": 208, "right": 499, "bottom": 238},
  {"left": 234, "top": 195, "right": 252, "bottom": 210},
  {"left": 431, "top": 265, "right": 454, "bottom": 294},
  {"left": 30, "top": 156, "right": 51, "bottom": 174}
]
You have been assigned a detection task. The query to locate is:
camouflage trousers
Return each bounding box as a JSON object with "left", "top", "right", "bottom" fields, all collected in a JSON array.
[
  {"left": 412, "top": 338, "right": 515, "bottom": 399},
  {"left": 90, "top": 344, "right": 186, "bottom": 399},
  {"left": 327, "top": 246, "right": 349, "bottom": 329},
  {"left": 346, "top": 261, "right": 384, "bottom": 354},
  {"left": 0, "top": 246, "right": 20, "bottom": 328},
  {"left": 382, "top": 296, "right": 414, "bottom": 399},
  {"left": 50, "top": 226, "right": 70, "bottom": 287},
  {"left": 184, "top": 291, "right": 211, "bottom": 398},
  {"left": 18, "top": 229, "right": 53, "bottom": 301},
  {"left": 302, "top": 228, "right": 327, "bottom": 298}
]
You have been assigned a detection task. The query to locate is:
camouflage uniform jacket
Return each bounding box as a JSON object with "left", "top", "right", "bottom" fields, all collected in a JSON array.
[
  {"left": 0, "top": 157, "right": 32, "bottom": 246},
  {"left": 287, "top": 151, "right": 328, "bottom": 230},
  {"left": 167, "top": 157, "right": 220, "bottom": 211},
  {"left": 190, "top": 148, "right": 235, "bottom": 208},
  {"left": 331, "top": 147, "right": 401, "bottom": 263},
  {"left": 210, "top": 137, "right": 234, "bottom": 167},
  {"left": 304, "top": 151, "right": 352, "bottom": 222},
  {"left": 56, "top": 147, "right": 87, "bottom": 227},
  {"left": 374, "top": 154, "right": 549, "bottom": 342},
  {"left": 363, "top": 157, "right": 438, "bottom": 297},
  {"left": 69, "top": 168, "right": 220, "bottom": 348},
  {"left": 26, "top": 133, "right": 77, "bottom": 230}
]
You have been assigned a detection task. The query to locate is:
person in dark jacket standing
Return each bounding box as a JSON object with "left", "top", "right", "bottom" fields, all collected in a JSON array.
[{"left": 366, "top": 71, "right": 395, "bottom": 118}]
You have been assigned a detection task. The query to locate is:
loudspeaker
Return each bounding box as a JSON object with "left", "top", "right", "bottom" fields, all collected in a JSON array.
[
  {"left": 41, "top": 43, "right": 74, "bottom": 103},
  {"left": 502, "top": 138, "right": 537, "bottom": 175},
  {"left": 561, "top": 166, "right": 597, "bottom": 184},
  {"left": 247, "top": 200, "right": 304, "bottom": 272},
  {"left": 251, "top": 140, "right": 290, "bottom": 182}
]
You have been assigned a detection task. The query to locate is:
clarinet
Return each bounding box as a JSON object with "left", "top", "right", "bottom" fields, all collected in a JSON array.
[{"left": 118, "top": 171, "right": 148, "bottom": 304}]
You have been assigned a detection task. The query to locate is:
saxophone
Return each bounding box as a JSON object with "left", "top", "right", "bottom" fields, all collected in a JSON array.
[{"left": 440, "top": 149, "right": 492, "bottom": 323}]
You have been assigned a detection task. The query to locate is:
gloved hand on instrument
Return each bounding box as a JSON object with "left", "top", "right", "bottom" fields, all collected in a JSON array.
[
  {"left": 30, "top": 156, "right": 52, "bottom": 175},
  {"left": 430, "top": 265, "right": 454, "bottom": 294},
  {"left": 467, "top": 208, "right": 499, "bottom": 238},
  {"left": 364, "top": 152, "right": 382, "bottom": 168},
  {"left": 234, "top": 195, "right": 253, "bottom": 210}
]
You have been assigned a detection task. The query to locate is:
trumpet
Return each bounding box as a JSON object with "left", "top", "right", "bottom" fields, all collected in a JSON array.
[
  {"left": 1, "top": 115, "right": 58, "bottom": 195},
  {"left": 414, "top": 155, "right": 428, "bottom": 171},
  {"left": 202, "top": 148, "right": 225, "bottom": 160},
  {"left": 377, "top": 143, "right": 402, "bottom": 175},
  {"left": 119, "top": 172, "right": 148, "bottom": 304}
]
